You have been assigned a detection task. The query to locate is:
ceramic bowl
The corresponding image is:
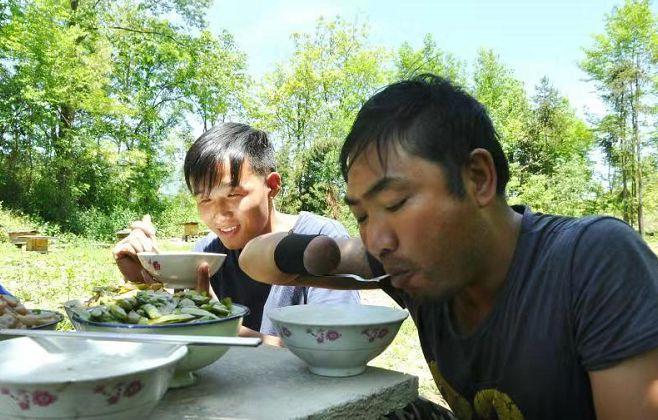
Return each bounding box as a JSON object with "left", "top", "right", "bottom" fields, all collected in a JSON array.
[
  {"left": 66, "top": 304, "right": 248, "bottom": 388},
  {"left": 267, "top": 304, "right": 408, "bottom": 377},
  {"left": 0, "top": 336, "right": 187, "bottom": 419},
  {"left": 136, "top": 252, "right": 226, "bottom": 290},
  {"left": 0, "top": 310, "right": 64, "bottom": 341}
]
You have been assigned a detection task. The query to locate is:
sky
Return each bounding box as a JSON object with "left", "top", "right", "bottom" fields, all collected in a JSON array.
[{"left": 206, "top": 0, "right": 656, "bottom": 120}]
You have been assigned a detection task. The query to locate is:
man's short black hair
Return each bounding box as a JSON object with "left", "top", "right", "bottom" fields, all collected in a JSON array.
[
  {"left": 184, "top": 122, "right": 276, "bottom": 196},
  {"left": 340, "top": 74, "right": 509, "bottom": 196}
]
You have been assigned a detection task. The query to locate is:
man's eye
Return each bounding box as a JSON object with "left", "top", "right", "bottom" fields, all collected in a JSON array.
[
  {"left": 355, "top": 214, "right": 368, "bottom": 224},
  {"left": 386, "top": 198, "right": 407, "bottom": 212}
]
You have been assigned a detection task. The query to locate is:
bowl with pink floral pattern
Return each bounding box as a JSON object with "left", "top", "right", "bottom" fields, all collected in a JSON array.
[
  {"left": 0, "top": 336, "right": 186, "bottom": 419},
  {"left": 267, "top": 304, "right": 408, "bottom": 377},
  {"left": 137, "top": 252, "right": 226, "bottom": 290}
]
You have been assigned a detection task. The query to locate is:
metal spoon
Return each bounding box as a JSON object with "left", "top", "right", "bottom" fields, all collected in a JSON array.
[
  {"left": 317, "top": 273, "right": 391, "bottom": 284},
  {"left": 0, "top": 329, "right": 261, "bottom": 347}
]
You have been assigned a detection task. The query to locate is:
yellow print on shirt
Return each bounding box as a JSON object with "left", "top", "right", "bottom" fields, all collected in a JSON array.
[{"left": 429, "top": 361, "right": 524, "bottom": 420}]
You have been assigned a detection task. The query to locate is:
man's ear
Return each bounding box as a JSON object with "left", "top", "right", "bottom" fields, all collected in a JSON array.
[
  {"left": 265, "top": 172, "right": 282, "bottom": 198},
  {"left": 466, "top": 148, "right": 497, "bottom": 207}
]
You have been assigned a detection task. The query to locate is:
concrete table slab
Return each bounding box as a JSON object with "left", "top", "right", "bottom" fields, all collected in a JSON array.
[{"left": 153, "top": 344, "right": 418, "bottom": 419}]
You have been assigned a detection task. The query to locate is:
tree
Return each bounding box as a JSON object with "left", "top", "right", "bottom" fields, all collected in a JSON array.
[
  {"left": 0, "top": 0, "right": 246, "bottom": 236},
  {"left": 253, "top": 17, "right": 388, "bottom": 217},
  {"left": 472, "top": 49, "right": 532, "bottom": 160},
  {"left": 395, "top": 34, "right": 467, "bottom": 86},
  {"left": 581, "top": 0, "right": 658, "bottom": 234}
]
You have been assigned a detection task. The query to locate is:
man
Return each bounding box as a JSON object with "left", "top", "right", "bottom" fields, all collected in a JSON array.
[
  {"left": 113, "top": 123, "right": 359, "bottom": 345},
  {"left": 240, "top": 75, "right": 658, "bottom": 419}
]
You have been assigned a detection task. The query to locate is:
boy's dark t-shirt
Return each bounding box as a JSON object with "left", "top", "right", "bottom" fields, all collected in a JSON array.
[
  {"left": 194, "top": 212, "right": 358, "bottom": 332},
  {"left": 378, "top": 206, "right": 658, "bottom": 419}
]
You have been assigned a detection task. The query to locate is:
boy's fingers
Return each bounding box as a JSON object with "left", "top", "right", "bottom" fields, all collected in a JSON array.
[
  {"left": 141, "top": 269, "right": 155, "bottom": 284},
  {"left": 196, "top": 263, "right": 210, "bottom": 294},
  {"left": 130, "top": 221, "right": 156, "bottom": 237}
]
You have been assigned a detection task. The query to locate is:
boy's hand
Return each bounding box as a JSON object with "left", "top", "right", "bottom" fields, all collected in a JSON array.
[
  {"left": 196, "top": 262, "right": 210, "bottom": 294},
  {"left": 112, "top": 215, "right": 159, "bottom": 282}
]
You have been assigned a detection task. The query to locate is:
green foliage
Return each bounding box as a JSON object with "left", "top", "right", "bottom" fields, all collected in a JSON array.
[
  {"left": 254, "top": 17, "right": 388, "bottom": 219},
  {"left": 580, "top": 0, "right": 658, "bottom": 233},
  {"left": 0, "top": 0, "right": 246, "bottom": 233},
  {"left": 153, "top": 192, "right": 200, "bottom": 238},
  {"left": 0, "top": 3, "right": 656, "bottom": 240},
  {"left": 395, "top": 34, "right": 467, "bottom": 85}
]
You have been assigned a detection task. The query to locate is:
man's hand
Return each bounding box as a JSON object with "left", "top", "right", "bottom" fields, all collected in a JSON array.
[
  {"left": 303, "top": 235, "right": 341, "bottom": 275},
  {"left": 112, "top": 215, "right": 159, "bottom": 283}
]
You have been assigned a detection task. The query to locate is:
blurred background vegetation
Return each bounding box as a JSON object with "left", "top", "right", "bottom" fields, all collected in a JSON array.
[{"left": 0, "top": 0, "right": 657, "bottom": 240}]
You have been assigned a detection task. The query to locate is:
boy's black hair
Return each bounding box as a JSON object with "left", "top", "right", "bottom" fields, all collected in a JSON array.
[{"left": 184, "top": 122, "right": 276, "bottom": 195}]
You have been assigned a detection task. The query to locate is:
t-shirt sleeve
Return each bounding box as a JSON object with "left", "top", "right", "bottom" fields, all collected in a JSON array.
[{"left": 571, "top": 218, "right": 658, "bottom": 370}]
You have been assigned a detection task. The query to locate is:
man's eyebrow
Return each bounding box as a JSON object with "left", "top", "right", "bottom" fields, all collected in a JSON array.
[
  {"left": 344, "top": 176, "right": 404, "bottom": 206},
  {"left": 194, "top": 181, "right": 234, "bottom": 197}
]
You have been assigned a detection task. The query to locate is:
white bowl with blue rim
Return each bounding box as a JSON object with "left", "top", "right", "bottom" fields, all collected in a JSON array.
[
  {"left": 267, "top": 304, "right": 408, "bottom": 377},
  {"left": 65, "top": 303, "right": 248, "bottom": 388}
]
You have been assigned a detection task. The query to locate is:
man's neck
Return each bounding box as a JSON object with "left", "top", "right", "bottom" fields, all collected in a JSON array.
[
  {"left": 451, "top": 203, "right": 523, "bottom": 335},
  {"left": 269, "top": 209, "right": 299, "bottom": 233}
]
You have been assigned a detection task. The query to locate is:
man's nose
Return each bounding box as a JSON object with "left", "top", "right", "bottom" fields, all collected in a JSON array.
[
  {"left": 211, "top": 201, "right": 233, "bottom": 221},
  {"left": 365, "top": 218, "right": 398, "bottom": 260}
]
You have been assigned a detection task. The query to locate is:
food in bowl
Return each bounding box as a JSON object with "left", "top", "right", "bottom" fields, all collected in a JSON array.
[
  {"left": 267, "top": 303, "right": 408, "bottom": 377},
  {"left": 0, "top": 295, "right": 62, "bottom": 330},
  {"left": 68, "top": 283, "right": 234, "bottom": 326},
  {"left": 0, "top": 336, "right": 186, "bottom": 419},
  {"left": 65, "top": 283, "right": 248, "bottom": 388},
  {"left": 137, "top": 251, "right": 226, "bottom": 289}
]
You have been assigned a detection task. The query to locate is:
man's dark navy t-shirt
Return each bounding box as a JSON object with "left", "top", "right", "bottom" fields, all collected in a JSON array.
[{"left": 377, "top": 206, "right": 658, "bottom": 419}]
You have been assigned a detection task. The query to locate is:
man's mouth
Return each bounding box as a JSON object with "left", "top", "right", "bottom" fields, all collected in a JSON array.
[
  {"left": 389, "top": 270, "right": 413, "bottom": 289},
  {"left": 219, "top": 225, "right": 239, "bottom": 234}
]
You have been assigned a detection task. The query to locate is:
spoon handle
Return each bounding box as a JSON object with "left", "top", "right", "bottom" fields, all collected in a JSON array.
[{"left": 0, "top": 328, "right": 261, "bottom": 347}]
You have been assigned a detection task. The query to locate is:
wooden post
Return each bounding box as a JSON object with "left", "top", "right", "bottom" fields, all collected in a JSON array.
[
  {"left": 8, "top": 230, "right": 39, "bottom": 248},
  {"left": 21, "top": 235, "right": 50, "bottom": 253},
  {"left": 181, "top": 222, "right": 199, "bottom": 241}
]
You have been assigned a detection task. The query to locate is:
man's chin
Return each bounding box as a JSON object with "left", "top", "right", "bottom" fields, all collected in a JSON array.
[{"left": 403, "top": 283, "right": 458, "bottom": 305}]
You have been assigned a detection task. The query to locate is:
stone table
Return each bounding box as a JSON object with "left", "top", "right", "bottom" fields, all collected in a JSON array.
[{"left": 153, "top": 344, "right": 418, "bottom": 419}]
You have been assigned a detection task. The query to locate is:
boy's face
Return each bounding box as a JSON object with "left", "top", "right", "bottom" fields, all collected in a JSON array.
[
  {"left": 345, "top": 143, "right": 483, "bottom": 301},
  {"left": 195, "top": 160, "right": 279, "bottom": 250}
]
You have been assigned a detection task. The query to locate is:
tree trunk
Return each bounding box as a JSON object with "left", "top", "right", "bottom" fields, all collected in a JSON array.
[{"left": 632, "top": 73, "right": 644, "bottom": 235}]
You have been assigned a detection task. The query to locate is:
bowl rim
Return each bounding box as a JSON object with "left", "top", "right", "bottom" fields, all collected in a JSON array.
[
  {"left": 0, "top": 338, "right": 188, "bottom": 385},
  {"left": 30, "top": 309, "right": 64, "bottom": 330},
  {"left": 267, "top": 303, "right": 409, "bottom": 327},
  {"left": 68, "top": 303, "right": 249, "bottom": 329},
  {"left": 136, "top": 251, "right": 227, "bottom": 258}
]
